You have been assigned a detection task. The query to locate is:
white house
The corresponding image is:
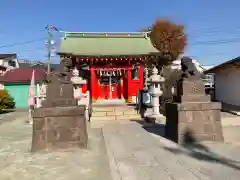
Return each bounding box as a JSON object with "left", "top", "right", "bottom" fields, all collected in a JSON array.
[
  {"left": 0, "top": 54, "right": 19, "bottom": 75},
  {"left": 205, "top": 56, "right": 240, "bottom": 107},
  {"left": 171, "top": 59, "right": 214, "bottom": 88},
  {"left": 171, "top": 59, "right": 213, "bottom": 72}
]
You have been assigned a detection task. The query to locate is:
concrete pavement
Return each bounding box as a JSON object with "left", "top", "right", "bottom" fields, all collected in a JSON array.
[
  {"left": 102, "top": 121, "right": 240, "bottom": 180},
  {"left": 0, "top": 111, "right": 240, "bottom": 180},
  {"left": 0, "top": 111, "right": 112, "bottom": 180}
]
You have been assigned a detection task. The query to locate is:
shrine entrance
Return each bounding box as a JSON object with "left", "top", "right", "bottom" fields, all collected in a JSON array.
[
  {"left": 99, "top": 76, "right": 121, "bottom": 99},
  {"left": 95, "top": 68, "right": 126, "bottom": 99}
]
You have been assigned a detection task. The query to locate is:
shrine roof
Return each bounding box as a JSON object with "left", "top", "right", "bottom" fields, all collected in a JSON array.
[{"left": 58, "top": 32, "right": 159, "bottom": 56}]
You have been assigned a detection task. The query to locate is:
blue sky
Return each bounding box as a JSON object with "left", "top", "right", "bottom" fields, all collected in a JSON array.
[{"left": 1, "top": 0, "right": 240, "bottom": 65}]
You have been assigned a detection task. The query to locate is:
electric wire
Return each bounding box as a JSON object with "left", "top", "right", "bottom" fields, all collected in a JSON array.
[{"left": 0, "top": 38, "right": 46, "bottom": 49}]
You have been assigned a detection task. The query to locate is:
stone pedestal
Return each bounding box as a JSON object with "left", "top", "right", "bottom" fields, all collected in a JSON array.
[
  {"left": 31, "top": 67, "right": 88, "bottom": 152},
  {"left": 31, "top": 106, "right": 87, "bottom": 152},
  {"left": 165, "top": 78, "right": 224, "bottom": 144}
]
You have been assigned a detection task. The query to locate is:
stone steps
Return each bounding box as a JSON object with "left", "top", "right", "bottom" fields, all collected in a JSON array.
[{"left": 91, "top": 105, "right": 141, "bottom": 121}]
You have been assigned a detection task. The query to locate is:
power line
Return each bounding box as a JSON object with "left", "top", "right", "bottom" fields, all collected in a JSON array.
[
  {"left": 188, "top": 26, "right": 240, "bottom": 33},
  {"left": 190, "top": 31, "right": 240, "bottom": 38},
  {"left": 0, "top": 38, "right": 45, "bottom": 49},
  {"left": 191, "top": 37, "right": 240, "bottom": 46},
  {"left": 0, "top": 28, "right": 47, "bottom": 36}
]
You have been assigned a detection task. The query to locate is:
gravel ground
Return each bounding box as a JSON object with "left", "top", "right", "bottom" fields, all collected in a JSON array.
[{"left": 0, "top": 112, "right": 112, "bottom": 180}]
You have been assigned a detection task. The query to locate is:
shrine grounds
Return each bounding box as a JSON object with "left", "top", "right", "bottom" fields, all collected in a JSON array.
[{"left": 0, "top": 111, "right": 240, "bottom": 180}]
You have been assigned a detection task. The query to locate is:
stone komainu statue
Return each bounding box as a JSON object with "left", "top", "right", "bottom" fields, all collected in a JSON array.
[
  {"left": 43, "top": 58, "right": 73, "bottom": 84},
  {"left": 164, "top": 56, "right": 224, "bottom": 144},
  {"left": 31, "top": 57, "right": 88, "bottom": 152},
  {"left": 160, "top": 56, "right": 200, "bottom": 114},
  {"left": 180, "top": 56, "right": 201, "bottom": 79}
]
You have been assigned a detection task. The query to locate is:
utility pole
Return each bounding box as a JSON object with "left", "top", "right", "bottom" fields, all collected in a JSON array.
[
  {"left": 46, "top": 25, "right": 52, "bottom": 74},
  {"left": 46, "top": 25, "right": 59, "bottom": 74}
]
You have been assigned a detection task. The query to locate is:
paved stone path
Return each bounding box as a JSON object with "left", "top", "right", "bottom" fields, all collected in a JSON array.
[
  {"left": 1, "top": 111, "right": 240, "bottom": 180},
  {"left": 0, "top": 112, "right": 112, "bottom": 180},
  {"left": 223, "top": 126, "right": 240, "bottom": 146},
  {"left": 102, "top": 121, "right": 240, "bottom": 180},
  {"left": 0, "top": 111, "right": 27, "bottom": 125}
]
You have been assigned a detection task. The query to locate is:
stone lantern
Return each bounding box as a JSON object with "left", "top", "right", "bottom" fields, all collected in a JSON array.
[
  {"left": 147, "top": 65, "right": 165, "bottom": 123},
  {"left": 71, "top": 67, "right": 89, "bottom": 120},
  {"left": 144, "top": 67, "right": 149, "bottom": 89}
]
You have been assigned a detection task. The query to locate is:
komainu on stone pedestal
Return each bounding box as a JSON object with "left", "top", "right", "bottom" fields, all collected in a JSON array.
[
  {"left": 31, "top": 58, "right": 88, "bottom": 152},
  {"left": 165, "top": 56, "right": 224, "bottom": 144}
]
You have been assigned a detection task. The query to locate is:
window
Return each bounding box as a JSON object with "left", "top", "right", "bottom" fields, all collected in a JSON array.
[
  {"left": 131, "top": 68, "right": 139, "bottom": 80},
  {"left": 99, "top": 77, "right": 120, "bottom": 85},
  {"left": 8, "top": 60, "right": 16, "bottom": 67}
]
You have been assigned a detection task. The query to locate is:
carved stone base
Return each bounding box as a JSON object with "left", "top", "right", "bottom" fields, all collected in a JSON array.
[
  {"left": 31, "top": 105, "right": 88, "bottom": 152},
  {"left": 165, "top": 102, "right": 224, "bottom": 144},
  {"left": 145, "top": 114, "right": 164, "bottom": 124}
]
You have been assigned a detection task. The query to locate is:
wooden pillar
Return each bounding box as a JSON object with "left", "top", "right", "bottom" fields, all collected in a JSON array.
[
  {"left": 127, "top": 67, "right": 132, "bottom": 103},
  {"left": 120, "top": 78, "right": 124, "bottom": 99},
  {"left": 139, "top": 65, "right": 144, "bottom": 89},
  {"left": 90, "top": 67, "right": 96, "bottom": 101}
]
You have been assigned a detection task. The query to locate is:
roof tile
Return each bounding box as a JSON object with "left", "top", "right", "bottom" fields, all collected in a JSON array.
[
  {"left": 59, "top": 32, "right": 158, "bottom": 56},
  {"left": 0, "top": 68, "right": 46, "bottom": 83}
]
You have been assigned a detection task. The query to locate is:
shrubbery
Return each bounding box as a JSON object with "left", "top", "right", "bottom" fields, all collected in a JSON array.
[
  {"left": 0, "top": 90, "right": 15, "bottom": 110},
  {"left": 160, "top": 66, "right": 182, "bottom": 115}
]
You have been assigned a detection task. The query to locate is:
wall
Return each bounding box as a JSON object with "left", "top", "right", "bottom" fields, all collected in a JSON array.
[
  {"left": 215, "top": 66, "right": 240, "bottom": 106},
  {"left": 4, "top": 83, "right": 37, "bottom": 109},
  {"left": 0, "top": 57, "right": 19, "bottom": 68},
  {"left": 0, "top": 57, "right": 19, "bottom": 75}
]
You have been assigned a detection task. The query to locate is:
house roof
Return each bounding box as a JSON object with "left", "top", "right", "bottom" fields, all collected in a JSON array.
[
  {"left": 0, "top": 68, "right": 46, "bottom": 83},
  {"left": 0, "top": 53, "right": 17, "bottom": 60},
  {"left": 204, "top": 56, "right": 240, "bottom": 74},
  {"left": 18, "top": 60, "right": 60, "bottom": 70},
  {"left": 58, "top": 32, "right": 159, "bottom": 56}
]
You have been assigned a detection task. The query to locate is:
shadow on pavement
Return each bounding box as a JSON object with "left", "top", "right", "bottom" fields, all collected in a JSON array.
[
  {"left": 0, "top": 109, "right": 15, "bottom": 115},
  {"left": 164, "top": 130, "right": 240, "bottom": 171},
  {"left": 132, "top": 120, "right": 240, "bottom": 171},
  {"left": 130, "top": 120, "right": 165, "bottom": 137}
]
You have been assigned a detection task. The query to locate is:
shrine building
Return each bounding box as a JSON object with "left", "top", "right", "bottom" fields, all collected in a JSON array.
[{"left": 58, "top": 32, "right": 158, "bottom": 103}]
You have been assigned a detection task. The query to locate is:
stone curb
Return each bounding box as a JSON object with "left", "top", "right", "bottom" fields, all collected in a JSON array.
[
  {"left": 224, "top": 110, "right": 240, "bottom": 116},
  {"left": 102, "top": 128, "right": 122, "bottom": 180}
]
